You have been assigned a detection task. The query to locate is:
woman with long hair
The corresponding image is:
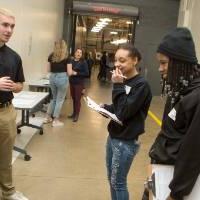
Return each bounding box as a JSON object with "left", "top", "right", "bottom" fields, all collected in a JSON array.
[
  {"left": 68, "top": 48, "right": 89, "bottom": 122},
  {"left": 44, "top": 39, "right": 72, "bottom": 127}
]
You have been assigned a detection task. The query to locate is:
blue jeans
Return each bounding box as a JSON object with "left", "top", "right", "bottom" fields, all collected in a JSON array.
[
  {"left": 47, "top": 73, "right": 68, "bottom": 118},
  {"left": 106, "top": 136, "right": 140, "bottom": 200}
]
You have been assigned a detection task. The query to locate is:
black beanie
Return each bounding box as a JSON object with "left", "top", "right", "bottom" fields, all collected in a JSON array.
[{"left": 157, "top": 27, "right": 198, "bottom": 64}]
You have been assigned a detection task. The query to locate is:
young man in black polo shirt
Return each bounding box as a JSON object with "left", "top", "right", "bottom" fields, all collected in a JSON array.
[{"left": 0, "top": 8, "right": 28, "bottom": 200}]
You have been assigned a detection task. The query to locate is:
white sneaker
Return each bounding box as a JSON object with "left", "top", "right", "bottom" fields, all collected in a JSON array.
[
  {"left": 43, "top": 117, "right": 53, "bottom": 124},
  {"left": 52, "top": 120, "right": 64, "bottom": 127},
  {"left": 3, "top": 191, "right": 29, "bottom": 200}
]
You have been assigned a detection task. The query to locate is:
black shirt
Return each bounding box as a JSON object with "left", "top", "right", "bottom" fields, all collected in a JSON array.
[
  {"left": 104, "top": 75, "right": 152, "bottom": 140},
  {"left": 0, "top": 45, "right": 25, "bottom": 103},
  {"left": 48, "top": 54, "right": 71, "bottom": 73}
]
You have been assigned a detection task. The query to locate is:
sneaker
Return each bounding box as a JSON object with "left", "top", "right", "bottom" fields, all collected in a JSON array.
[
  {"left": 43, "top": 117, "right": 53, "bottom": 124},
  {"left": 3, "top": 191, "right": 29, "bottom": 200},
  {"left": 67, "top": 114, "right": 74, "bottom": 119},
  {"left": 52, "top": 120, "right": 64, "bottom": 127}
]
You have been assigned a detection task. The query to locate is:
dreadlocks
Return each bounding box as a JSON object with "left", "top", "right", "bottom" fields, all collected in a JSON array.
[{"left": 161, "top": 59, "right": 200, "bottom": 107}]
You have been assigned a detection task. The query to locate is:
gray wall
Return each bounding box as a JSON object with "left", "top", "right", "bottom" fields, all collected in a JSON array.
[{"left": 64, "top": 0, "right": 180, "bottom": 95}]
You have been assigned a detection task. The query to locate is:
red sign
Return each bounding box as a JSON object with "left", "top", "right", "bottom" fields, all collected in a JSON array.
[{"left": 92, "top": 6, "right": 121, "bottom": 14}]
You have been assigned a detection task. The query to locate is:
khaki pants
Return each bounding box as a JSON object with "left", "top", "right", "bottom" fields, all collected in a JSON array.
[{"left": 0, "top": 104, "right": 17, "bottom": 198}]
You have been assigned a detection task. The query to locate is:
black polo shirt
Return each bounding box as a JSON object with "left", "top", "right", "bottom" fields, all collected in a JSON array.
[{"left": 0, "top": 45, "right": 25, "bottom": 103}]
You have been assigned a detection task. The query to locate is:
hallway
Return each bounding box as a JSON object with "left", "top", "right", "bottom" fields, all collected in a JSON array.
[{"left": 13, "top": 72, "right": 164, "bottom": 200}]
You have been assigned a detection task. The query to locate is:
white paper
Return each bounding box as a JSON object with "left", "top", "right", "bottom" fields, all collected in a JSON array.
[
  {"left": 84, "top": 96, "right": 122, "bottom": 125},
  {"left": 152, "top": 164, "right": 200, "bottom": 200},
  {"left": 152, "top": 165, "right": 173, "bottom": 200},
  {"left": 168, "top": 108, "right": 176, "bottom": 121},
  {"left": 125, "top": 85, "right": 131, "bottom": 95}
]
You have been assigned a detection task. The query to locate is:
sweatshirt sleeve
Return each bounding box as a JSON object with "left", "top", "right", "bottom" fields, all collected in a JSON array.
[
  {"left": 104, "top": 104, "right": 114, "bottom": 113},
  {"left": 76, "top": 61, "right": 89, "bottom": 77},
  {"left": 112, "top": 81, "right": 151, "bottom": 122},
  {"left": 169, "top": 102, "right": 200, "bottom": 199}
]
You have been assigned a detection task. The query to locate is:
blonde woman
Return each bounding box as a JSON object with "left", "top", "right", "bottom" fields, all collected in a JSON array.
[{"left": 44, "top": 40, "right": 72, "bottom": 126}]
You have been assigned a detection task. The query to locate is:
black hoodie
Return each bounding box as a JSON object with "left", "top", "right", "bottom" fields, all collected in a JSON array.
[{"left": 150, "top": 77, "right": 200, "bottom": 199}]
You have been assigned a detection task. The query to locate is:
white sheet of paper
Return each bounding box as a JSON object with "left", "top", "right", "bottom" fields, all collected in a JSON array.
[
  {"left": 152, "top": 164, "right": 200, "bottom": 200},
  {"left": 152, "top": 165, "right": 173, "bottom": 200},
  {"left": 84, "top": 96, "right": 122, "bottom": 125},
  {"left": 168, "top": 108, "right": 176, "bottom": 121}
]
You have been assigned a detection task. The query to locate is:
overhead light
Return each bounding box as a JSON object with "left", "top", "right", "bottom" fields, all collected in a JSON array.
[
  {"left": 110, "top": 38, "right": 128, "bottom": 45},
  {"left": 96, "top": 24, "right": 106, "bottom": 28},
  {"left": 91, "top": 27, "right": 101, "bottom": 31},
  {"left": 97, "top": 21, "right": 108, "bottom": 25},
  {"left": 92, "top": 28, "right": 102, "bottom": 32},
  {"left": 92, "top": 26, "right": 102, "bottom": 29},
  {"left": 91, "top": 18, "right": 111, "bottom": 33},
  {"left": 91, "top": 28, "right": 101, "bottom": 32},
  {"left": 99, "top": 18, "right": 112, "bottom": 22},
  {"left": 91, "top": 26, "right": 102, "bottom": 32},
  {"left": 110, "top": 31, "right": 118, "bottom": 35},
  {"left": 126, "top": 21, "right": 133, "bottom": 24},
  {"left": 128, "top": 33, "right": 132, "bottom": 36}
]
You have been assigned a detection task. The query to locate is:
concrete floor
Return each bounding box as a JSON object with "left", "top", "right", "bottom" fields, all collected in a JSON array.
[{"left": 13, "top": 72, "right": 165, "bottom": 200}]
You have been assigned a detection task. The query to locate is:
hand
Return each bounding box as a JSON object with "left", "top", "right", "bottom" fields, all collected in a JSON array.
[
  {"left": 10, "top": 82, "right": 18, "bottom": 92},
  {"left": 73, "top": 71, "right": 77, "bottom": 75},
  {"left": 0, "top": 77, "right": 14, "bottom": 91},
  {"left": 99, "top": 103, "right": 105, "bottom": 108},
  {"left": 111, "top": 68, "right": 124, "bottom": 83},
  {"left": 166, "top": 195, "right": 175, "bottom": 200}
]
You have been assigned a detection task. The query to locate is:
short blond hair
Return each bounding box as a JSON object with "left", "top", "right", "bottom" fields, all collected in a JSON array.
[{"left": 0, "top": 8, "right": 14, "bottom": 18}]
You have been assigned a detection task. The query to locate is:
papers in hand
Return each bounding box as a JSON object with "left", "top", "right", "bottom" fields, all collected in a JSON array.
[{"left": 84, "top": 96, "right": 122, "bottom": 125}]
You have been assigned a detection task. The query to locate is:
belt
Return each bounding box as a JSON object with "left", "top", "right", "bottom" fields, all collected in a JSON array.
[{"left": 0, "top": 101, "right": 12, "bottom": 108}]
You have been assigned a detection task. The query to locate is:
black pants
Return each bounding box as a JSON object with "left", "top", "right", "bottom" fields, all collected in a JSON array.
[{"left": 70, "top": 83, "right": 84, "bottom": 116}]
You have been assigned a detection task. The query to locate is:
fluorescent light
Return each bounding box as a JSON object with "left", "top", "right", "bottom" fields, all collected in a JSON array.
[
  {"left": 126, "top": 21, "right": 133, "bottom": 24},
  {"left": 95, "top": 24, "right": 105, "bottom": 28},
  {"left": 110, "top": 38, "right": 128, "bottom": 45},
  {"left": 92, "top": 26, "right": 101, "bottom": 29},
  {"left": 91, "top": 26, "right": 102, "bottom": 32},
  {"left": 97, "top": 21, "right": 108, "bottom": 25},
  {"left": 91, "top": 29, "right": 101, "bottom": 32},
  {"left": 92, "top": 26, "right": 102, "bottom": 29},
  {"left": 91, "top": 28, "right": 100, "bottom": 30},
  {"left": 91, "top": 29, "right": 100, "bottom": 32},
  {"left": 99, "top": 18, "right": 112, "bottom": 22},
  {"left": 110, "top": 31, "right": 118, "bottom": 35}
]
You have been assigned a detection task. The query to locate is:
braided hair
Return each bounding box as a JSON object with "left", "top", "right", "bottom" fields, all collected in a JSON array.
[{"left": 161, "top": 59, "right": 200, "bottom": 107}]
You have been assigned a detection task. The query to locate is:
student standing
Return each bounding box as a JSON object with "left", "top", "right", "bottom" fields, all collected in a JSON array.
[
  {"left": 0, "top": 8, "right": 28, "bottom": 200},
  {"left": 149, "top": 27, "right": 200, "bottom": 200},
  {"left": 68, "top": 48, "right": 89, "bottom": 122},
  {"left": 44, "top": 40, "right": 72, "bottom": 127},
  {"left": 85, "top": 51, "right": 94, "bottom": 78},
  {"left": 98, "top": 51, "right": 108, "bottom": 81},
  {"left": 102, "top": 44, "right": 152, "bottom": 200}
]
